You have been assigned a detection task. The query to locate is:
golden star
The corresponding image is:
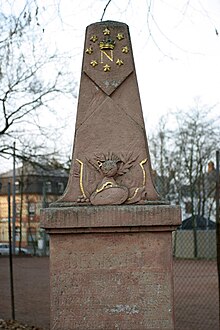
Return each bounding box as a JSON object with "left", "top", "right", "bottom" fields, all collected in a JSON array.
[
  {"left": 86, "top": 47, "right": 93, "bottom": 55},
  {"left": 116, "top": 59, "right": 124, "bottom": 66},
  {"left": 103, "top": 64, "right": 111, "bottom": 72},
  {"left": 122, "top": 46, "right": 129, "bottom": 54},
  {"left": 116, "top": 33, "right": 124, "bottom": 41},
  {"left": 90, "top": 35, "right": 98, "bottom": 42},
  {"left": 90, "top": 60, "right": 98, "bottom": 67},
  {"left": 103, "top": 28, "right": 110, "bottom": 35}
]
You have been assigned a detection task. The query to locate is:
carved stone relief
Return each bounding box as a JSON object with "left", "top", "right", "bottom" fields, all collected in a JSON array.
[
  {"left": 56, "top": 21, "right": 160, "bottom": 205},
  {"left": 74, "top": 152, "right": 148, "bottom": 205}
]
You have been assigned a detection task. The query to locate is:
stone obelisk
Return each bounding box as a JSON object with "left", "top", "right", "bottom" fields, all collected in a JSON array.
[
  {"left": 57, "top": 20, "right": 159, "bottom": 206},
  {"left": 41, "top": 21, "right": 181, "bottom": 330}
]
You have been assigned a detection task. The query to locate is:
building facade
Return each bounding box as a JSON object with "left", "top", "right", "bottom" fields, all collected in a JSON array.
[{"left": 0, "top": 162, "right": 68, "bottom": 250}]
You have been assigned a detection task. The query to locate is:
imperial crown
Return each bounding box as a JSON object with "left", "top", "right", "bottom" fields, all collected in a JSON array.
[{"left": 99, "top": 38, "right": 115, "bottom": 50}]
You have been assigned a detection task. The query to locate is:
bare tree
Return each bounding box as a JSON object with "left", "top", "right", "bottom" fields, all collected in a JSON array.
[
  {"left": 150, "top": 101, "right": 220, "bottom": 256},
  {"left": 150, "top": 114, "right": 179, "bottom": 202},
  {"left": 0, "top": 0, "right": 76, "bottom": 163},
  {"left": 150, "top": 101, "right": 219, "bottom": 213},
  {"left": 99, "top": 0, "right": 219, "bottom": 58}
]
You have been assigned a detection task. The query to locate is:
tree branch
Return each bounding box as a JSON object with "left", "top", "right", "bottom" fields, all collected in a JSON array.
[{"left": 100, "top": 0, "right": 112, "bottom": 22}]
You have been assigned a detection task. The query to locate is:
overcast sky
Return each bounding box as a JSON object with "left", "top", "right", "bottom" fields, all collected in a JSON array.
[
  {"left": 46, "top": 0, "right": 220, "bottom": 129},
  {"left": 1, "top": 0, "right": 220, "bottom": 172}
]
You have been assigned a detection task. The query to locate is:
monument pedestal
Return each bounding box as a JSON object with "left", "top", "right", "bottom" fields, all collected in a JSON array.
[{"left": 41, "top": 204, "right": 181, "bottom": 330}]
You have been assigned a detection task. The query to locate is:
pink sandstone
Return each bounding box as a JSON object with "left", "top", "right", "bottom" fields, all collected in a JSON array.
[{"left": 41, "top": 20, "right": 181, "bottom": 330}]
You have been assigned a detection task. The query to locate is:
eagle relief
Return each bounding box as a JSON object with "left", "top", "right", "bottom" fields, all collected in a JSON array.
[{"left": 74, "top": 152, "right": 148, "bottom": 205}]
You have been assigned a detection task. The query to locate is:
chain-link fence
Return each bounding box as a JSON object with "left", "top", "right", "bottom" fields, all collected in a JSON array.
[
  {"left": 0, "top": 152, "right": 219, "bottom": 329},
  {"left": 153, "top": 150, "right": 220, "bottom": 330}
]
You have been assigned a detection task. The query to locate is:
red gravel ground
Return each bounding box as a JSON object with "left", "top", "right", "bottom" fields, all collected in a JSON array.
[
  {"left": 174, "top": 259, "right": 219, "bottom": 330},
  {"left": 0, "top": 257, "right": 219, "bottom": 330},
  {"left": 0, "top": 257, "right": 49, "bottom": 330}
]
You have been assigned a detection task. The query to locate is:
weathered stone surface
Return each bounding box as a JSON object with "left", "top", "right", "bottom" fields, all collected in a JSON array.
[
  {"left": 40, "top": 20, "right": 182, "bottom": 330},
  {"left": 49, "top": 230, "right": 175, "bottom": 330},
  {"left": 41, "top": 204, "right": 181, "bottom": 232},
  {"left": 58, "top": 21, "right": 159, "bottom": 206},
  {"left": 41, "top": 204, "right": 181, "bottom": 329}
]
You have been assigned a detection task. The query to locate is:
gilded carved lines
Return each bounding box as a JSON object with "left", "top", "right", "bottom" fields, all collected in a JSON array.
[
  {"left": 103, "top": 64, "right": 111, "bottom": 72},
  {"left": 90, "top": 35, "right": 98, "bottom": 42},
  {"left": 127, "top": 187, "right": 139, "bottom": 201},
  {"left": 127, "top": 158, "right": 148, "bottom": 202},
  {"left": 122, "top": 46, "right": 129, "bottom": 54},
  {"left": 100, "top": 50, "right": 114, "bottom": 63},
  {"left": 86, "top": 27, "right": 129, "bottom": 72},
  {"left": 75, "top": 154, "right": 148, "bottom": 205},
  {"left": 140, "top": 158, "right": 147, "bottom": 186},
  {"left": 116, "top": 33, "right": 124, "bottom": 40},
  {"left": 96, "top": 181, "right": 114, "bottom": 193},
  {"left": 90, "top": 60, "right": 98, "bottom": 67},
  {"left": 116, "top": 59, "right": 123, "bottom": 66},
  {"left": 103, "top": 28, "right": 110, "bottom": 35},
  {"left": 86, "top": 47, "right": 93, "bottom": 54},
  {"left": 76, "top": 159, "right": 86, "bottom": 198}
]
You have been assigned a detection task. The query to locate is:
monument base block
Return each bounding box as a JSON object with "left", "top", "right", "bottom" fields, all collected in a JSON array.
[{"left": 41, "top": 204, "right": 181, "bottom": 330}]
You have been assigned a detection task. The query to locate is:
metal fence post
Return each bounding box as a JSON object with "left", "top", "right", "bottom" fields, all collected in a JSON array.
[
  {"left": 216, "top": 150, "right": 220, "bottom": 325},
  {"left": 8, "top": 182, "right": 15, "bottom": 320},
  {"left": 12, "top": 141, "right": 16, "bottom": 255}
]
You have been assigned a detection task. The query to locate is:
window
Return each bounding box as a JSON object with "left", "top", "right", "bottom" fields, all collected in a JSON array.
[
  {"left": 16, "top": 203, "right": 21, "bottom": 216},
  {"left": 46, "top": 181, "right": 52, "bottom": 193},
  {"left": 15, "top": 226, "right": 20, "bottom": 241},
  {"left": 57, "top": 182, "right": 64, "bottom": 193},
  {"left": 15, "top": 181, "right": 20, "bottom": 193},
  {"left": 28, "top": 203, "right": 35, "bottom": 216},
  {"left": 1, "top": 228, "right": 6, "bottom": 240}
]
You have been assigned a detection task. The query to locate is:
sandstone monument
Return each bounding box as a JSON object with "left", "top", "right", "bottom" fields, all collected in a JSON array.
[
  {"left": 41, "top": 21, "right": 181, "bottom": 330},
  {"left": 57, "top": 20, "right": 159, "bottom": 206}
]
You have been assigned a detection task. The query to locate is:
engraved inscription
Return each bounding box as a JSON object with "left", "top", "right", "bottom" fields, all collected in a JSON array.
[
  {"left": 100, "top": 50, "right": 114, "bottom": 63},
  {"left": 86, "top": 28, "right": 127, "bottom": 72}
]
